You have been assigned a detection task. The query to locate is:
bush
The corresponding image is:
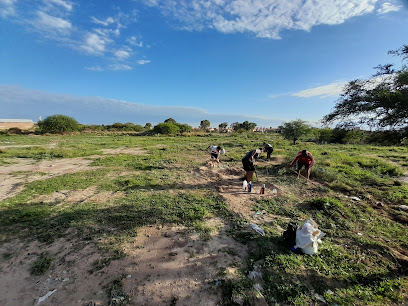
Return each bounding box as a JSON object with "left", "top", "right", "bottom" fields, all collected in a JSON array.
[
  {"left": 153, "top": 122, "right": 192, "bottom": 134},
  {"left": 7, "top": 127, "right": 23, "bottom": 135},
  {"left": 38, "top": 114, "right": 81, "bottom": 133}
]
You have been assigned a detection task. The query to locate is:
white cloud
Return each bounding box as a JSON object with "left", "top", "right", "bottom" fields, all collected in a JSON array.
[
  {"left": 109, "top": 64, "right": 132, "bottom": 71},
  {"left": 127, "top": 36, "right": 143, "bottom": 47},
  {"left": 292, "top": 81, "right": 347, "bottom": 98},
  {"left": 45, "top": 0, "right": 73, "bottom": 11},
  {"left": 137, "top": 59, "right": 151, "bottom": 65},
  {"left": 377, "top": 2, "right": 400, "bottom": 14},
  {"left": 141, "top": 0, "right": 392, "bottom": 39},
  {"left": 91, "top": 16, "right": 115, "bottom": 26},
  {"left": 81, "top": 32, "right": 109, "bottom": 54},
  {"left": 114, "top": 50, "right": 131, "bottom": 59},
  {"left": 35, "top": 11, "right": 72, "bottom": 34},
  {"left": 0, "top": 0, "right": 17, "bottom": 17},
  {"left": 85, "top": 66, "right": 104, "bottom": 71}
]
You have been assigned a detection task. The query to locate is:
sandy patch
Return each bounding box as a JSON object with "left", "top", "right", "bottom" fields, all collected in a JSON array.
[
  {"left": 0, "top": 235, "right": 109, "bottom": 306},
  {"left": 0, "top": 217, "right": 247, "bottom": 306},
  {"left": 0, "top": 158, "right": 98, "bottom": 201},
  {"left": 121, "top": 218, "right": 246, "bottom": 306}
]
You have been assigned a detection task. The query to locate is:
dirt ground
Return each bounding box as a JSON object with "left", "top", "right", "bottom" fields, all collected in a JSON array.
[{"left": 0, "top": 150, "right": 282, "bottom": 305}]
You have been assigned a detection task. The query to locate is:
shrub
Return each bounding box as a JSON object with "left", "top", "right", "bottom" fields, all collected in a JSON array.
[{"left": 38, "top": 114, "right": 81, "bottom": 133}]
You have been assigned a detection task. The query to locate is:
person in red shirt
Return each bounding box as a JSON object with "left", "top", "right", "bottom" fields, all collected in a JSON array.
[{"left": 289, "top": 150, "right": 314, "bottom": 181}]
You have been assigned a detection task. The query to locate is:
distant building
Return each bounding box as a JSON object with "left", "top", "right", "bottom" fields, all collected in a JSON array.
[{"left": 0, "top": 119, "right": 35, "bottom": 130}]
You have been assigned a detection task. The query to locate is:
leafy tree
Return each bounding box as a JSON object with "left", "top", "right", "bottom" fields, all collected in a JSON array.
[
  {"left": 38, "top": 114, "right": 81, "bottom": 133},
  {"left": 218, "top": 122, "right": 228, "bottom": 131},
  {"left": 200, "top": 120, "right": 211, "bottom": 130},
  {"left": 322, "top": 44, "right": 408, "bottom": 130},
  {"left": 318, "top": 128, "right": 334, "bottom": 144},
  {"left": 153, "top": 122, "right": 180, "bottom": 134},
  {"left": 152, "top": 122, "right": 192, "bottom": 134},
  {"left": 178, "top": 123, "right": 192, "bottom": 133},
  {"left": 279, "top": 119, "right": 311, "bottom": 144},
  {"left": 164, "top": 118, "right": 177, "bottom": 123},
  {"left": 231, "top": 121, "right": 257, "bottom": 132},
  {"left": 144, "top": 123, "right": 152, "bottom": 129}
]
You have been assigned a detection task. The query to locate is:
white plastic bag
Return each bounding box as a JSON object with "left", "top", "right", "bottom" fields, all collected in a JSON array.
[
  {"left": 295, "top": 219, "right": 325, "bottom": 255},
  {"left": 249, "top": 223, "right": 265, "bottom": 236}
]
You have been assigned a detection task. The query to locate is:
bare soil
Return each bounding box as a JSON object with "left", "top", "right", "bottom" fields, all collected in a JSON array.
[{"left": 0, "top": 153, "right": 280, "bottom": 305}]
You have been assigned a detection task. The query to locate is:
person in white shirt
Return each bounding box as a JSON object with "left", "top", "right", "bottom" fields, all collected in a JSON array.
[{"left": 207, "top": 145, "right": 222, "bottom": 163}]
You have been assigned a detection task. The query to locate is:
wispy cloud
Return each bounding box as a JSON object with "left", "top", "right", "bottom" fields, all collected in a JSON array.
[
  {"left": 1, "top": 2, "right": 145, "bottom": 71},
  {"left": 0, "top": 0, "right": 17, "bottom": 17},
  {"left": 377, "top": 2, "right": 401, "bottom": 14},
  {"left": 85, "top": 66, "right": 104, "bottom": 71},
  {"left": 45, "top": 0, "right": 73, "bottom": 12},
  {"left": 292, "top": 81, "right": 347, "bottom": 98},
  {"left": 91, "top": 16, "right": 114, "bottom": 26},
  {"left": 127, "top": 36, "right": 144, "bottom": 47},
  {"left": 35, "top": 11, "right": 72, "bottom": 34},
  {"left": 114, "top": 50, "right": 131, "bottom": 60},
  {"left": 137, "top": 59, "right": 151, "bottom": 65},
  {"left": 141, "top": 0, "right": 398, "bottom": 39},
  {"left": 81, "top": 32, "right": 109, "bottom": 55},
  {"left": 109, "top": 64, "right": 132, "bottom": 71}
]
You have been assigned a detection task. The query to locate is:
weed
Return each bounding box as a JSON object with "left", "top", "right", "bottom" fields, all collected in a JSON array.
[{"left": 30, "top": 254, "right": 52, "bottom": 275}]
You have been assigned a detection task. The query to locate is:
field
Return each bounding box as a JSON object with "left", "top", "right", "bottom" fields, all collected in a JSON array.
[{"left": 0, "top": 133, "right": 407, "bottom": 305}]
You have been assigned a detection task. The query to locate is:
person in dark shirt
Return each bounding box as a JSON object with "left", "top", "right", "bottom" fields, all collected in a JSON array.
[
  {"left": 242, "top": 148, "right": 263, "bottom": 182},
  {"left": 263, "top": 142, "right": 274, "bottom": 161}
]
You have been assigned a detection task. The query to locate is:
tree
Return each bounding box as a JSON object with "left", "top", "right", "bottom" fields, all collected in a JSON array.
[
  {"left": 218, "top": 122, "right": 228, "bottom": 132},
  {"left": 38, "top": 114, "right": 81, "bottom": 133},
  {"left": 200, "top": 120, "right": 211, "bottom": 130},
  {"left": 322, "top": 44, "right": 408, "bottom": 130},
  {"left": 279, "top": 119, "right": 311, "bottom": 144},
  {"left": 178, "top": 123, "right": 192, "bottom": 133},
  {"left": 144, "top": 123, "right": 152, "bottom": 129},
  {"left": 153, "top": 122, "right": 180, "bottom": 134},
  {"left": 231, "top": 121, "right": 257, "bottom": 132},
  {"left": 318, "top": 128, "right": 334, "bottom": 144},
  {"left": 153, "top": 122, "right": 192, "bottom": 134},
  {"left": 164, "top": 118, "right": 177, "bottom": 123}
]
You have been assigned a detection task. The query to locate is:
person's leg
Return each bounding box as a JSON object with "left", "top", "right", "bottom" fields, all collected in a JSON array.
[
  {"left": 267, "top": 150, "right": 271, "bottom": 160},
  {"left": 306, "top": 167, "right": 311, "bottom": 180},
  {"left": 246, "top": 171, "right": 254, "bottom": 182},
  {"left": 295, "top": 162, "right": 301, "bottom": 179}
]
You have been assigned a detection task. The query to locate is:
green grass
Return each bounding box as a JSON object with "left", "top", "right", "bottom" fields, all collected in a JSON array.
[{"left": 0, "top": 133, "right": 407, "bottom": 304}]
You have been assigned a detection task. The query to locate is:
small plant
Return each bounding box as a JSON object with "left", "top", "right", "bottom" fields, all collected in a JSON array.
[{"left": 30, "top": 254, "right": 52, "bottom": 275}]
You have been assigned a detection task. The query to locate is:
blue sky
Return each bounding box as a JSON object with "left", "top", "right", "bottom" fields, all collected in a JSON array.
[{"left": 1, "top": 0, "right": 407, "bottom": 127}]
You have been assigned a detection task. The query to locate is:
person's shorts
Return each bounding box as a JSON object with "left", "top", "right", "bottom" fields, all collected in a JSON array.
[
  {"left": 211, "top": 152, "right": 219, "bottom": 159},
  {"left": 242, "top": 158, "right": 255, "bottom": 171},
  {"left": 296, "top": 161, "right": 311, "bottom": 171}
]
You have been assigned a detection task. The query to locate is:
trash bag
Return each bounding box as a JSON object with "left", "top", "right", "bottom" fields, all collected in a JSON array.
[
  {"left": 282, "top": 221, "right": 298, "bottom": 248},
  {"left": 249, "top": 223, "right": 265, "bottom": 236},
  {"left": 295, "top": 219, "right": 325, "bottom": 255}
]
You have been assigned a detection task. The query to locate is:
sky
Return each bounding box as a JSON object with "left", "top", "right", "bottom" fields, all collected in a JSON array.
[{"left": 1, "top": 0, "right": 407, "bottom": 127}]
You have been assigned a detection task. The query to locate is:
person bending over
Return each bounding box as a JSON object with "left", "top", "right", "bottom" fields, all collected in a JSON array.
[
  {"left": 263, "top": 142, "right": 274, "bottom": 161},
  {"left": 289, "top": 149, "right": 314, "bottom": 181},
  {"left": 242, "top": 148, "right": 263, "bottom": 182}
]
